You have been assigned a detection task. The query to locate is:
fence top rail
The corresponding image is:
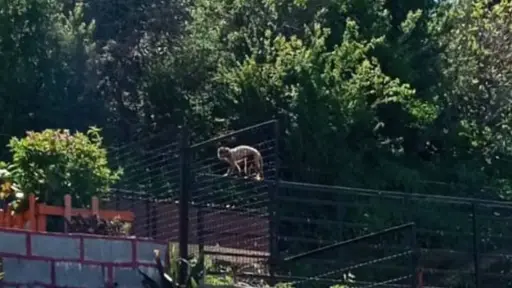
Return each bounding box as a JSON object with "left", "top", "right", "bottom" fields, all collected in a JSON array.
[
  {"left": 278, "top": 180, "right": 512, "bottom": 207},
  {"left": 283, "top": 222, "right": 415, "bottom": 263},
  {"left": 195, "top": 173, "right": 512, "bottom": 207},
  {"left": 190, "top": 119, "right": 277, "bottom": 149}
]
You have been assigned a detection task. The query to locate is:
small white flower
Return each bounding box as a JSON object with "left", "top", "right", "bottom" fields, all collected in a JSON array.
[{"left": 0, "top": 169, "right": 11, "bottom": 178}]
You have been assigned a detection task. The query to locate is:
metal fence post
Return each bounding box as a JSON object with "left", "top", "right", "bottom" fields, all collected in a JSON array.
[
  {"left": 151, "top": 195, "right": 158, "bottom": 239},
  {"left": 410, "top": 223, "right": 419, "bottom": 288},
  {"left": 197, "top": 204, "right": 205, "bottom": 271},
  {"left": 268, "top": 120, "right": 280, "bottom": 286},
  {"left": 472, "top": 202, "right": 481, "bottom": 288},
  {"left": 145, "top": 197, "right": 151, "bottom": 238},
  {"left": 192, "top": 177, "right": 205, "bottom": 273},
  {"left": 178, "top": 125, "right": 191, "bottom": 286}
]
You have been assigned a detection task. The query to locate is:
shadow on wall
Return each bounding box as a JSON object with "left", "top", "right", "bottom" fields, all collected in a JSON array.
[{"left": 0, "top": 229, "right": 163, "bottom": 287}]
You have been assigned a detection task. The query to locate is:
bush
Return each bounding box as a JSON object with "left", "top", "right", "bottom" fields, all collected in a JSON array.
[
  {"left": 65, "top": 214, "right": 132, "bottom": 236},
  {"left": 139, "top": 243, "right": 205, "bottom": 288},
  {"left": 5, "top": 127, "right": 121, "bottom": 209}
]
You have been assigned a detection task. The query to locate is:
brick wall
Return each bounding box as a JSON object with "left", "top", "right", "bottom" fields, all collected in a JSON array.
[{"left": 0, "top": 229, "right": 165, "bottom": 287}]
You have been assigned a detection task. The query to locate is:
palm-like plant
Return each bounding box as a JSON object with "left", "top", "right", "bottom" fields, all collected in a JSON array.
[{"left": 139, "top": 243, "right": 205, "bottom": 288}]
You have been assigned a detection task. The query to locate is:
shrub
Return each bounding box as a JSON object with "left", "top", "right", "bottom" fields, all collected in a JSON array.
[
  {"left": 139, "top": 243, "right": 205, "bottom": 288},
  {"left": 5, "top": 127, "right": 121, "bottom": 209},
  {"left": 65, "top": 214, "right": 132, "bottom": 236}
]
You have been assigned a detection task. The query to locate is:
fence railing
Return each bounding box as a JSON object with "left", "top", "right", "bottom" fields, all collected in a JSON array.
[
  {"left": 274, "top": 180, "right": 512, "bottom": 288},
  {"left": 280, "top": 222, "right": 418, "bottom": 288},
  {"left": 180, "top": 120, "right": 279, "bottom": 284},
  {"left": 103, "top": 119, "right": 512, "bottom": 288},
  {"left": 103, "top": 120, "right": 279, "bottom": 284}
]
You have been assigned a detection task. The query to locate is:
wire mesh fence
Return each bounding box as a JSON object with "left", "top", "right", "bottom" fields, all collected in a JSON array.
[
  {"left": 186, "top": 120, "right": 278, "bottom": 266},
  {"left": 101, "top": 129, "right": 181, "bottom": 241},
  {"left": 476, "top": 202, "right": 512, "bottom": 287},
  {"left": 277, "top": 181, "right": 512, "bottom": 288},
  {"left": 99, "top": 121, "right": 279, "bottom": 280},
  {"left": 93, "top": 120, "right": 512, "bottom": 288},
  {"left": 278, "top": 223, "right": 416, "bottom": 288}
]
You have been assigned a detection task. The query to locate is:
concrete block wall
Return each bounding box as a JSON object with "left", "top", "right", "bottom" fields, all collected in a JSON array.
[{"left": 0, "top": 229, "right": 166, "bottom": 287}]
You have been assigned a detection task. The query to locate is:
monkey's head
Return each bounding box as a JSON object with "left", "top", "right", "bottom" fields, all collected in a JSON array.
[{"left": 217, "top": 146, "right": 231, "bottom": 159}]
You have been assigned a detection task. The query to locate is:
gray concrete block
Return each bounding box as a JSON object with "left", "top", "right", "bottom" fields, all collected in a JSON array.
[
  {"left": 3, "top": 257, "right": 51, "bottom": 284},
  {"left": 0, "top": 231, "right": 26, "bottom": 255},
  {"left": 54, "top": 261, "right": 106, "bottom": 287},
  {"left": 114, "top": 266, "right": 158, "bottom": 288},
  {"left": 137, "top": 241, "right": 166, "bottom": 264},
  {"left": 31, "top": 234, "right": 80, "bottom": 260},
  {"left": 83, "top": 237, "right": 132, "bottom": 263}
]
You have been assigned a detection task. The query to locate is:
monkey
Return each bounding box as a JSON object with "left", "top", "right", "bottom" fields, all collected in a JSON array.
[
  {"left": 217, "top": 146, "right": 245, "bottom": 177},
  {"left": 217, "top": 145, "right": 264, "bottom": 180},
  {"left": 217, "top": 145, "right": 264, "bottom": 181}
]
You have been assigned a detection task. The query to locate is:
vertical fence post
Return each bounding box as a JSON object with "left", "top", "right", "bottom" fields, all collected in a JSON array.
[
  {"left": 64, "top": 194, "right": 72, "bottom": 233},
  {"left": 145, "top": 197, "right": 151, "bottom": 238},
  {"left": 410, "top": 223, "right": 419, "bottom": 288},
  {"left": 192, "top": 174, "right": 205, "bottom": 276},
  {"left": 418, "top": 269, "right": 423, "bottom": 288},
  {"left": 404, "top": 194, "right": 419, "bottom": 288},
  {"left": 178, "top": 125, "right": 191, "bottom": 286},
  {"left": 197, "top": 205, "right": 205, "bottom": 272},
  {"left": 268, "top": 120, "right": 280, "bottom": 286},
  {"left": 472, "top": 202, "right": 481, "bottom": 288},
  {"left": 151, "top": 196, "right": 158, "bottom": 239}
]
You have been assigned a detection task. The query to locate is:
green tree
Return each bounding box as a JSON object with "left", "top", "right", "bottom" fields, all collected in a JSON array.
[
  {"left": 0, "top": 0, "right": 97, "bottom": 159},
  {"left": 434, "top": 0, "right": 512, "bottom": 197},
  {"left": 81, "top": 0, "right": 189, "bottom": 142},
  {"left": 182, "top": 0, "right": 439, "bottom": 188}
]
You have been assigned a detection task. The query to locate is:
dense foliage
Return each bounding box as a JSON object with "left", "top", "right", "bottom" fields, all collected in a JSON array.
[
  {"left": 1, "top": 0, "right": 511, "bottom": 197},
  {"left": 1, "top": 0, "right": 512, "bottom": 285}
]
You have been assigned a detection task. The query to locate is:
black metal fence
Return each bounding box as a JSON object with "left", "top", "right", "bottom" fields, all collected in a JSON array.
[
  {"left": 102, "top": 120, "right": 512, "bottom": 288},
  {"left": 278, "top": 222, "right": 418, "bottom": 288},
  {"left": 179, "top": 120, "right": 279, "bottom": 283},
  {"left": 275, "top": 181, "right": 512, "bottom": 287},
  {"left": 103, "top": 128, "right": 181, "bottom": 241},
  {"left": 103, "top": 120, "right": 279, "bottom": 284}
]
